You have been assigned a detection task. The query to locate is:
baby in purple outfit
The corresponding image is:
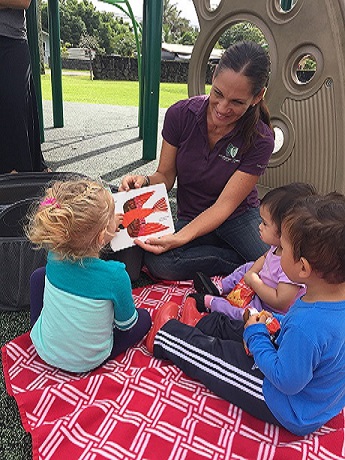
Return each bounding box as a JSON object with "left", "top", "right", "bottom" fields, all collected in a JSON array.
[{"left": 191, "top": 183, "right": 317, "bottom": 320}]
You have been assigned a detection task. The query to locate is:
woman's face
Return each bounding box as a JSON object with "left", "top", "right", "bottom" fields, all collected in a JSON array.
[{"left": 208, "top": 68, "right": 264, "bottom": 129}]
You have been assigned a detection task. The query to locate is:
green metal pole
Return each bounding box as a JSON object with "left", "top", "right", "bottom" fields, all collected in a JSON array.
[
  {"left": 26, "top": 0, "right": 45, "bottom": 142},
  {"left": 139, "top": 1, "right": 146, "bottom": 139},
  {"left": 48, "top": 0, "right": 64, "bottom": 127},
  {"left": 142, "top": 0, "right": 163, "bottom": 161},
  {"left": 281, "top": 0, "right": 293, "bottom": 11}
]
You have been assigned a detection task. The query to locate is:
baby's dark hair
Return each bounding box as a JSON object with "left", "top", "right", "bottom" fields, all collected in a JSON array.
[
  {"left": 283, "top": 192, "right": 345, "bottom": 284},
  {"left": 260, "top": 182, "right": 318, "bottom": 236}
]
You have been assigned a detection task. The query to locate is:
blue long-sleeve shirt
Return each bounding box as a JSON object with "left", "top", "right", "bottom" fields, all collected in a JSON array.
[{"left": 243, "top": 297, "right": 345, "bottom": 435}]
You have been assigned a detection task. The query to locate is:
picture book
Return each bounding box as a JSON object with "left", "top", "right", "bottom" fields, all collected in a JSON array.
[{"left": 110, "top": 183, "right": 175, "bottom": 252}]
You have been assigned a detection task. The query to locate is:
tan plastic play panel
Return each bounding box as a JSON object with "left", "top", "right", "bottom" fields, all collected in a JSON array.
[{"left": 189, "top": 0, "right": 345, "bottom": 193}]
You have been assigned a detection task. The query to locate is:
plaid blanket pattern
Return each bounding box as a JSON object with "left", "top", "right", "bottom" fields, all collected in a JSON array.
[{"left": 2, "top": 281, "right": 345, "bottom": 460}]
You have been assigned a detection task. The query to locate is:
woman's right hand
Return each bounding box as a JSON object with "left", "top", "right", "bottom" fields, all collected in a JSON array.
[
  {"left": 118, "top": 175, "right": 147, "bottom": 192},
  {"left": 134, "top": 233, "right": 180, "bottom": 254}
]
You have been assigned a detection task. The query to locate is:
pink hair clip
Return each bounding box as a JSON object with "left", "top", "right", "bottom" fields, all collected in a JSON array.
[{"left": 40, "top": 197, "right": 60, "bottom": 208}]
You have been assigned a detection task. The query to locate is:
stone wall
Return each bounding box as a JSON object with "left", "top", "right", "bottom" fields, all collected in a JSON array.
[
  {"left": 92, "top": 55, "right": 216, "bottom": 84},
  {"left": 92, "top": 56, "right": 139, "bottom": 81},
  {"left": 60, "top": 55, "right": 314, "bottom": 85},
  {"left": 60, "top": 58, "right": 92, "bottom": 71}
]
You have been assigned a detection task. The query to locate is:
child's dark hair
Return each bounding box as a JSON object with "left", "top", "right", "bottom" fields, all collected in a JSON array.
[
  {"left": 283, "top": 192, "right": 345, "bottom": 284},
  {"left": 260, "top": 182, "right": 318, "bottom": 235}
]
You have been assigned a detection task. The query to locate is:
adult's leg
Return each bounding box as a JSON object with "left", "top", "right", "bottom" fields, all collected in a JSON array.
[
  {"left": 145, "top": 246, "right": 244, "bottom": 280},
  {"left": 28, "top": 73, "right": 47, "bottom": 171},
  {"left": 154, "top": 317, "right": 280, "bottom": 425},
  {"left": 110, "top": 308, "right": 152, "bottom": 357},
  {"left": 216, "top": 208, "right": 269, "bottom": 262},
  {"left": 30, "top": 267, "right": 46, "bottom": 327},
  {"left": 144, "top": 220, "right": 245, "bottom": 280},
  {"left": 0, "top": 37, "right": 46, "bottom": 173}
]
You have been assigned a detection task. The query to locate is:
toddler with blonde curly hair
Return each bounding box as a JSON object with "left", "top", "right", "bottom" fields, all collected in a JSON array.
[{"left": 27, "top": 178, "right": 151, "bottom": 373}]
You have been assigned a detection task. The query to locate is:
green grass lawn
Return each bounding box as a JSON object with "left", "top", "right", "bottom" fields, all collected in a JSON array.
[{"left": 40, "top": 73, "right": 206, "bottom": 108}]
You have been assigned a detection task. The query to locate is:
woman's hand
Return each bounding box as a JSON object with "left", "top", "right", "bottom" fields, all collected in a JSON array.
[
  {"left": 114, "top": 213, "right": 123, "bottom": 232},
  {"left": 118, "top": 175, "right": 147, "bottom": 192},
  {"left": 134, "top": 233, "right": 179, "bottom": 254}
]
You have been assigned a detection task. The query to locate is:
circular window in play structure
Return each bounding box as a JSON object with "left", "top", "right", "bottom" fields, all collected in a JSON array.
[
  {"left": 283, "top": 45, "right": 322, "bottom": 94},
  {"left": 204, "top": 21, "right": 269, "bottom": 86},
  {"left": 278, "top": 0, "right": 298, "bottom": 13},
  {"left": 208, "top": 0, "right": 221, "bottom": 12},
  {"left": 294, "top": 54, "right": 317, "bottom": 84},
  {"left": 273, "top": 126, "right": 284, "bottom": 154},
  {"left": 217, "top": 22, "right": 268, "bottom": 56},
  {"left": 268, "top": 118, "right": 295, "bottom": 167}
]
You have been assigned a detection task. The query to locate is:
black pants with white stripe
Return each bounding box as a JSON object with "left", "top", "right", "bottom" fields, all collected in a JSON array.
[{"left": 154, "top": 312, "right": 281, "bottom": 425}]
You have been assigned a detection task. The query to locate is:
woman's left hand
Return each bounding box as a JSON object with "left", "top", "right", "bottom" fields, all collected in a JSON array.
[
  {"left": 134, "top": 233, "right": 178, "bottom": 254},
  {"left": 115, "top": 213, "right": 124, "bottom": 232}
]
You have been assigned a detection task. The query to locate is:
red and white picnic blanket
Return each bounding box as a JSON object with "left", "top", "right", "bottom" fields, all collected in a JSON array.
[{"left": 2, "top": 281, "right": 345, "bottom": 460}]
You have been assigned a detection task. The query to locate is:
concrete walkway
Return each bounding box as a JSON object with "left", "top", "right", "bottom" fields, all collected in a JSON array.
[{"left": 42, "top": 100, "right": 167, "bottom": 187}]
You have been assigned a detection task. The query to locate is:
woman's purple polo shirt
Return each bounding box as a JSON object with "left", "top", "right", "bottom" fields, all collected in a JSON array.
[{"left": 162, "top": 95, "right": 274, "bottom": 221}]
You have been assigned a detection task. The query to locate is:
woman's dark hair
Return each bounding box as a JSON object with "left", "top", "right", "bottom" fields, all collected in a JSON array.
[{"left": 214, "top": 41, "right": 272, "bottom": 154}]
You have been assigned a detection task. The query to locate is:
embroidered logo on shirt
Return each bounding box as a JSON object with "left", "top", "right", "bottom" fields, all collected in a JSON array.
[
  {"left": 219, "top": 143, "right": 240, "bottom": 163},
  {"left": 226, "top": 143, "right": 239, "bottom": 158}
]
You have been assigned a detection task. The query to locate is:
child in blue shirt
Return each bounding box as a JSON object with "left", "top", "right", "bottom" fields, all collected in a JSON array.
[
  {"left": 27, "top": 178, "right": 151, "bottom": 373},
  {"left": 149, "top": 191, "right": 345, "bottom": 436}
]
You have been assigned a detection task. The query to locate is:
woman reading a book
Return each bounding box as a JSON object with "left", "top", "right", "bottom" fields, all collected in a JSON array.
[{"left": 119, "top": 41, "right": 274, "bottom": 280}]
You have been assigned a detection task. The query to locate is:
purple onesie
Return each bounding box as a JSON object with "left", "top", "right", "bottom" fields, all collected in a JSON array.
[
  {"left": 210, "top": 246, "right": 306, "bottom": 320},
  {"left": 162, "top": 96, "right": 274, "bottom": 221}
]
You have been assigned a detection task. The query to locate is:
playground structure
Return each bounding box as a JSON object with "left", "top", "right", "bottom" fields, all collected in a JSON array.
[
  {"left": 28, "top": 0, "right": 345, "bottom": 193},
  {"left": 189, "top": 0, "right": 345, "bottom": 194}
]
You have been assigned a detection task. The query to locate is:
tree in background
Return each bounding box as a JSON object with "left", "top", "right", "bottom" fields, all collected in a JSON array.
[
  {"left": 41, "top": 0, "right": 199, "bottom": 58},
  {"left": 41, "top": 0, "right": 137, "bottom": 56},
  {"left": 79, "top": 33, "right": 99, "bottom": 79},
  {"left": 218, "top": 22, "right": 266, "bottom": 49},
  {"left": 162, "top": 0, "right": 198, "bottom": 44}
]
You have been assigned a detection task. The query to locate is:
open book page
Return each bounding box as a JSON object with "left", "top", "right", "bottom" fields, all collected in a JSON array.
[{"left": 110, "top": 183, "right": 175, "bottom": 252}]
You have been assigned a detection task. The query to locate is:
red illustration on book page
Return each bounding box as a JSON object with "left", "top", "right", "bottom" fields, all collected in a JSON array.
[{"left": 111, "top": 183, "right": 175, "bottom": 252}]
